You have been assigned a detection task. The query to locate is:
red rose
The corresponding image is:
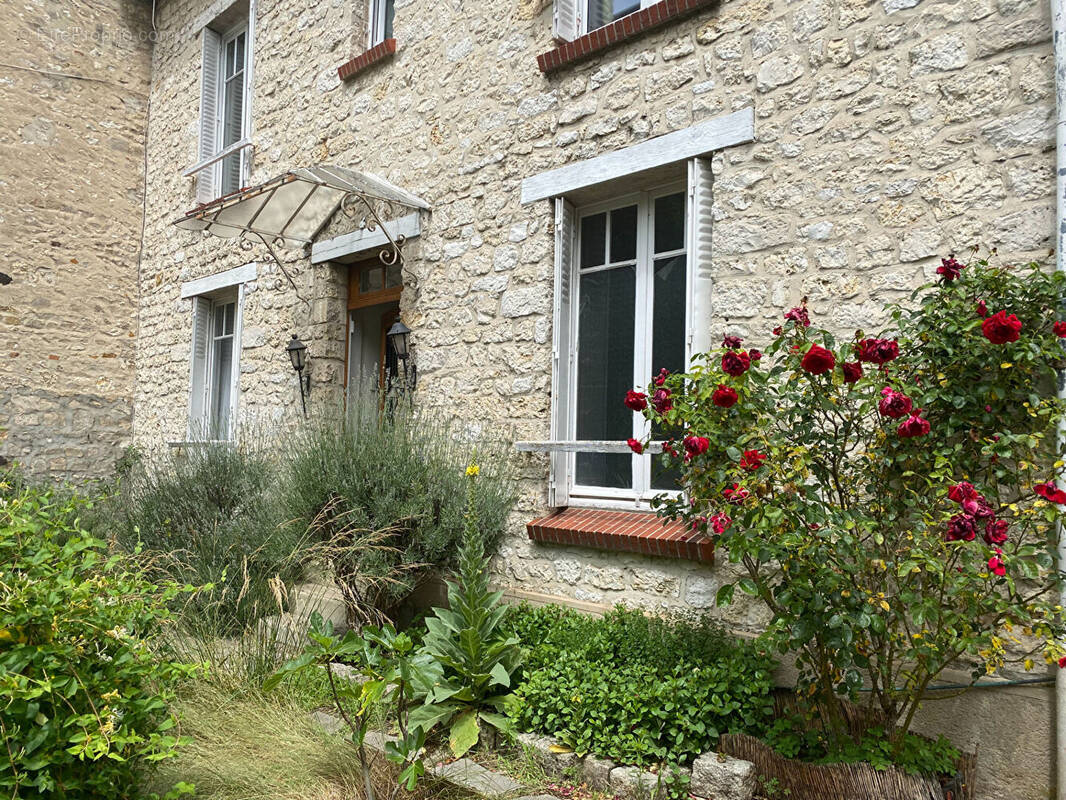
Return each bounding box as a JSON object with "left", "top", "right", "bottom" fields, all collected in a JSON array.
[
  {"left": 739, "top": 449, "right": 766, "bottom": 471},
  {"left": 710, "top": 512, "right": 732, "bottom": 535},
  {"left": 987, "top": 552, "right": 1006, "bottom": 577},
  {"left": 975, "top": 300, "right": 988, "bottom": 318},
  {"left": 948, "top": 481, "right": 978, "bottom": 503},
  {"left": 750, "top": 349, "right": 762, "bottom": 361},
  {"left": 801, "top": 344, "right": 836, "bottom": 375},
  {"left": 712, "top": 384, "right": 738, "bottom": 408},
  {"left": 784, "top": 306, "right": 811, "bottom": 327},
  {"left": 962, "top": 495, "right": 994, "bottom": 519},
  {"left": 936, "top": 256, "right": 963, "bottom": 281},
  {"left": 626, "top": 438, "right": 644, "bottom": 454},
  {"left": 723, "top": 483, "right": 749, "bottom": 504},
  {"left": 652, "top": 388, "right": 673, "bottom": 414},
  {"left": 1055, "top": 321, "right": 1066, "bottom": 338},
  {"left": 855, "top": 338, "right": 900, "bottom": 365},
  {"left": 1059, "top": 656, "right": 1066, "bottom": 669},
  {"left": 624, "top": 390, "right": 647, "bottom": 411},
  {"left": 722, "top": 350, "right": 751, "bottom": 377},
  {"left": 878, "top": 387, "right": 913, "bottom": 419},
  {"left": 841, "top": 361, "right": 863, "bottom": 384},
  {"left": 683, "top": 435, "right": 710, "bottom": 460},
  {"left": 722, "top": 335, "right": 743, "bottom": 349},
  {"left": 1035, "top": 480, "right": 1066, "bottom": 505},
  {"left": 945, "top": 513, "right": 977, "bottom": 542},
  {"left": 772, "top": 326, "right": 783, "bottom": 337},
  {"left": 654, "top": 367, "right": 670, "bottom": 386},
  {"left": 897, "top": 412, "right": 930, "bottom": 439},
  {"left": 984, "top": 519, "right": 1008, "bottom": 545},
  {"left": 981, "top": 310, "right": 1022, "bottom": 344}
]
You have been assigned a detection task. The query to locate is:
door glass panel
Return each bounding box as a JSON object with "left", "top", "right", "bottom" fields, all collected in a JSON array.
[
  {"left": 575, "top": 265, "right": 635, "bottom": 489},
  {"left": 650, "top": 254, "right": 686, "bottom": 491},
  {"left": 609, "top": 205, "right": 638, "bottom": 263},
  {"left": 385, "top": 262, "right": 402, "bottom": 288}
]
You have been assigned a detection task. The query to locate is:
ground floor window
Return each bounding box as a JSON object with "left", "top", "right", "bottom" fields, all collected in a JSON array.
[{"left": 189, "top": 291, "right": 241, "bottom": 439}]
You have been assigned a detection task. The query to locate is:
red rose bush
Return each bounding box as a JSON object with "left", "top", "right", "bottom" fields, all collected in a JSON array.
[{"left": 623, "top": 256, "right": 1066, "bottom": 754}]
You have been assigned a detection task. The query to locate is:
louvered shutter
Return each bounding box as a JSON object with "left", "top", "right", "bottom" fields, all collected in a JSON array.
[
  {"left": 685, "top": 158, "right": 714, "bottom": 366},
  {"left": 549, "top": 197, "right": 576, "bottom": 507},
  {"left": 552, "top": 0, "right": 581, "bottom": 42},
  {"left": 197, "top": 27, "right": 222, "bottom": 204},
  {"left": 188, "top": 296, "right": 212, "bottom": 439}
]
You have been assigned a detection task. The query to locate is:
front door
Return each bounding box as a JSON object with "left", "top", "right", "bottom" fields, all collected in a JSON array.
[{"left": 345, "top": 258, "right": 403, "bottom": 410}]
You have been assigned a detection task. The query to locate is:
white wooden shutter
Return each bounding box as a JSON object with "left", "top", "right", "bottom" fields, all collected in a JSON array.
[
  {"left": 685, "top": 157, "right": 714, "bottom": 366},
  {"left": 548, "top": 197, "right": 576, "bottom": 507},
  {"left": 552, "top": 0, "right": 581, "bottom": 42},
  {"left": 197, "top": 27, "right": 222, "bottom": 204},
  {"left": 188, "top": 296, "right": 213, "bottom": 439}
]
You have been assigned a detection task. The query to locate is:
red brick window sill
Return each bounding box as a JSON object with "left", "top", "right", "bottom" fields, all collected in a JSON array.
[
  {"left": 337, "top": 38, "right": 397, "bottom": 82},
  {"left": 536, "top": 0, "right": 716, "bottom": 73},
  {"left": 527, "top": 507, "right": 714, "bottom": 563}
]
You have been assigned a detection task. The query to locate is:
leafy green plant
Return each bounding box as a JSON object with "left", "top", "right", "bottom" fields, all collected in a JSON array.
[
  {"left": 0, "top": 479, "right": 198, "bottom": 798},
  {"left": 265, "top": 613, "right": 438, "bottom": 799},
  {"left": 279, "top": 395, "right": 516, "bottom": 617},
  {"left": 506, "top": 604, "right": 774, "bottom": 767},
  {"left": 631, "top": 254, "right": 1066, "bottom": 756},
  {"left": 410, "top": 462, "right": 521, "bottom": 757}
]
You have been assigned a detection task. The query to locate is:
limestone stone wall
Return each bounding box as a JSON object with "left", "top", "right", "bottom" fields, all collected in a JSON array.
[
  {"left": 136, "top": 0, "right": 1058, "bottom": 793},
  {"left": 0, "top": 0, "right": 151, "bottom": 479}
]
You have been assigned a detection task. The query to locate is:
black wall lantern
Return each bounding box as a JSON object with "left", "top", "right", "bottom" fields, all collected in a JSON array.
[
  {"left": 286, "top": 334, "right": 311, "bottom": 415},
  {"left": 386, "top": 320, "right": 417, "bottom": 393}
]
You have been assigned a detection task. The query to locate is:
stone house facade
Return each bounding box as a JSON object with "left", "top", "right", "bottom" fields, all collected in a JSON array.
[
  {"left": 0, "top": 0, "right": 152, "bottom": 479},
  {"left": 134, "top": 0, "right": 1057, "bottom": 794}
]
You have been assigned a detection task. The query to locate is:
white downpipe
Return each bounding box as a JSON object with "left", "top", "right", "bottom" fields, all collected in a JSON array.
[{"left": 1054, "top": 2, "right": 1066, "bottom": 797}]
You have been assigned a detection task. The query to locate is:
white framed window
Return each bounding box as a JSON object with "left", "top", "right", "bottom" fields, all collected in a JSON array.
[
  {"left": 368, "top": 0, "right": 395, "bottom": 47},
  {"left": 548, "top": 159, "right": 714, "bottom": 508},
  {"left": 190, "top": 3, "right": 254, "bottom": 204},
  {"left": 188, "top": 286, "right": 245, "bottom": 441},
  {"left": 552, "top": 0, "right": 654, "bottom": 40}
]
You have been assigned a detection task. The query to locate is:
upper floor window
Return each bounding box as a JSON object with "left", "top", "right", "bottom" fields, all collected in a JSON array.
[
  {"left": 585, "top": 0, "right": 645, "bottom": 32},
  {"left": 552, "top": 0, "right": 657, "bottom": 40},
  {"left": 191, "top": 2, "right": 254, "bottom": 204},
  {"left": 368, "top": 0, "right": 395, "bottom": 46}
]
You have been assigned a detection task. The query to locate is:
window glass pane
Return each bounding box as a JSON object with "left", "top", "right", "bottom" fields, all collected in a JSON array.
[
  {"left": 588, "top": 0, "right": 640, "bottom": 30},
  {"left": 224, "top": 302, "right": 236, "bottom": 335},
  {"left": 213, "top": 304, "right": 225, "bottom": 334},
  {"left": 225, "top": 39, "right": 236, "bottom": 77},
  {"left": 650, "top": 254, "right": 686, "bottom": 491},
  {"left": 385, "top": 262, "right": 402, "bottom": 288},
  {"left": 609, "top": 205, "right": 637, "bottom": 263},
  {"left": 361, "top": 266, "right": 384, "bottom": 292},
  {"left": 575, "top": 265, "right": 635, "bottom": 489},
  {"left": 212, "top": 336, "right": 233, "bottom": 436},
  {"left": 580, "top": 212, "right": 606, "bottom": 269},
  {"left": 235, "top": 32, "right": 245, "bottom": 71},
  {"left": 654, "top": 192, "right": 686, "bottom": 254},
  {"left": 383, "top": 0, "right": 395, "bottom": 39}
]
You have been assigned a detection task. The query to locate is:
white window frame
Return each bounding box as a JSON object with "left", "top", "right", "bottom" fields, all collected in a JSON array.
[
  {"left": 581, "top": 0, "right": 655, "bottom": 34},
  {"left": 187, "top": 1, "right": 255, "bottom": 204},
  {"left": 368, "top": 0, "right": 394, "bottom": 48},
  {"left": 185, "top": 266, "right": 253, "bottom": 442},
  {"left": 564, "top": 183, "right": 687, "bottom": 507}
]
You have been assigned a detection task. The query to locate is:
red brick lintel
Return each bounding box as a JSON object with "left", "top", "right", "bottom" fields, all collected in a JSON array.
[
  {"left": 337, "top": 38, "right": 397, "bottom": 82},
  {"left": 527, "top": 507, "right": 714, "bottom": 563},
  {"left": 536, "top": 0, "right": 717, "bottom": 74}
]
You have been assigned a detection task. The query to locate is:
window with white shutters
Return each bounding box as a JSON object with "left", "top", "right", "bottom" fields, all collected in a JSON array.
[
  {"left": 192, "top": 3, "right": 254, "bottom": 204},
  {"left": 548, "top": 158, "right": 713, "bottom": 507},
  {"left": 188, "top": 289, "right": 243, "bottom": 440}
]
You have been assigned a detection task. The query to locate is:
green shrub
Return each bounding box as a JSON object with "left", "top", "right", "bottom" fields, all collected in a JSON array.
[
  {"left": 505, "top": 605, "right": 775, "bottom": 766},
  {"left": 103, "top": 443, "right": 305, "bottom": 630},
  {"left": 0, "top": 479, "right": 197, "bottom": 798},
  {"left": 279, "top": 397, "right": 515, "bottom": 614}
]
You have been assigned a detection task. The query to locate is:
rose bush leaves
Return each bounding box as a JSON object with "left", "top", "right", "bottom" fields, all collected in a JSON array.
[{"left": 628, "top": 256, "right": 1066, "bottom": 751}]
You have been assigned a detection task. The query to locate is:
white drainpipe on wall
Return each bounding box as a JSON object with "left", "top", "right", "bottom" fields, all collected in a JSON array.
[{"left": 1054, "top": 2, "right": 1066, "bottom": 797}]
